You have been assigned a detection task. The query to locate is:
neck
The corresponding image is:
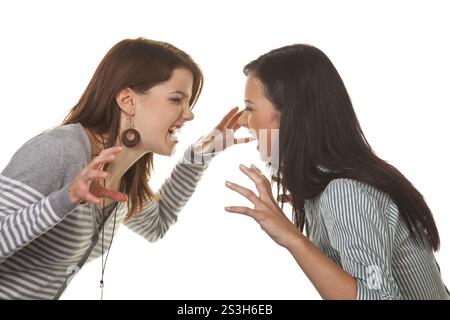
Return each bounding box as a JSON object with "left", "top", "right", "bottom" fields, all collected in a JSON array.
[
  {"left": 85, "top": 128, "right": 147, "bottom": 190},
  {"left": 105, "top": 143, "right": 147, "bottom": 188}
]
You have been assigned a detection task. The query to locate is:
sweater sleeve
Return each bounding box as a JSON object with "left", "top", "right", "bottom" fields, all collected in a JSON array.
[
  {"left": 123, "top": 143, "right": 216, "bottom": 242},
  {"left": 320, "top": 178, "right": 401, "bottom": 300},
  {"left": 0, "top": 133, "right": 78, "bottom": 263}
]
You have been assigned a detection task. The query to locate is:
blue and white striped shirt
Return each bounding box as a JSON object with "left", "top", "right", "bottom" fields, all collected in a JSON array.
[{"left": 304, "top": 178, "right": 449, "bottom": 299}]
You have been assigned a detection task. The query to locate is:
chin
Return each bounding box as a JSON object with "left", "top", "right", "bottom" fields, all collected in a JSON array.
[
  {"left": 161, "top": 142, "right": 178, "bottom": 156},
  {"left": 150, "top": 134, "right": 178, "bottom": 156},
  {"left": 159, "top": 147, "right": 174, "bottom": 156}
]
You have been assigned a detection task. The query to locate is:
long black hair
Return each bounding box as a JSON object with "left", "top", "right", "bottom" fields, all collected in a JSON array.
[{"left": 244, "top": 44, "right": 440, "bottom": 251}]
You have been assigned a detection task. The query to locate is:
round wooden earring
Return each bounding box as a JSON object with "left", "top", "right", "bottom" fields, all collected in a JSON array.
[
  {"left": 121, "top": 128, "right": 140, "bottom": 147},
  {"left": 121, "top": 110, "right": 140, "bottom": 147}
]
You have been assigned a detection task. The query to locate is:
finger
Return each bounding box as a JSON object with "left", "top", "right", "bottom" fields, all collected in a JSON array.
[
  {"left": 231, "top": 122, "right": 241, "bottom": 131},
  {"left": 233, "top": 136, "right": 257, "bottom": 145},
  {"left": 225, "top": 181, "right": 261, "bottom": 205},
  {"left": 97, "top": 186, "right": 129, "bottom": 202},
  {"left": 250, "top": 164, "right": 263, "bottom": 174},
  {"left": 99, "top": 145, "right": 124, "bottom": 157},
  {"left": 84, "top": 192, "right": 101, "bottom": 204},
  {"left": 231, "top": 110, "right": 246, "bottom": 130},
  {"left": 216, "top": 107, "right": 239, "bottom": 129},
  {"left": 93, "top": 146, "right": 123, "bottom": 167},
  {"left": 250, "top": 164, "right": 270, "bottom": 185},
  {"left": 87, "top": 153, "right": 118, "bottom": 171},
  {"left": 227, "top": 110, "right": 244, "bottom": 128},
  {"left": 250, "top": 164, "right": 271, "bottom": 185},
  {"left": 239, "top": 164, "right": 271, "bottom": 199},
  {"left": 83, "top": 169, "right": 109, "bottom": 183},
  {"left": 224, "top": 206, "right": 261, "bottom": 219}
]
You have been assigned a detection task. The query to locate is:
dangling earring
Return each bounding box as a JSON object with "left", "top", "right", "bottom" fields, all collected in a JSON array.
[{"left": 120, "top": 101, "right": 141, "bottom": 148}]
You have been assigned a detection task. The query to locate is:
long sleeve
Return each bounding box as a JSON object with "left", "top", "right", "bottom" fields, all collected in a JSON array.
[
  {"left": 0, "top": 133, "right": 78, "bottom": 264},
  {"left": 320, "top": 178, "right": 401, "bottom": 300},
  {"left": 123, "top": 144, "right": 215, "bottom": 242}
]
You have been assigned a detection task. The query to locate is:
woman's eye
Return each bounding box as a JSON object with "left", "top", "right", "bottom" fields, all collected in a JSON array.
[
  {"left": 171, "top": 98, "right": 182, "bottom": 105},
  {"left": 244, "top": 106, "right": 253, "bottom": 112}
]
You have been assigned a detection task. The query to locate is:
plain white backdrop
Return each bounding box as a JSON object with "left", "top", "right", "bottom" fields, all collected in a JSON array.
[{"left": 0, "top": 0, "right": 449, "bottom": 300}]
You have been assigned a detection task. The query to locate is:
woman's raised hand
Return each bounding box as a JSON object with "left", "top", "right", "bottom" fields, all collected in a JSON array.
[
  {"left": 225, "top": 164, "right": 301, "bottom": 249},
  {"left": 195, "top": 107, "right": 256, "bottom": 153},
  {"left": 68, "top": 146, "right": 128, "bottom": 205}
]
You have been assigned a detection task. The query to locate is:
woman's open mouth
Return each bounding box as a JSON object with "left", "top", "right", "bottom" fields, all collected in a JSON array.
[{"left": 168, "top": 125, "right": 181, "bottom": 142}]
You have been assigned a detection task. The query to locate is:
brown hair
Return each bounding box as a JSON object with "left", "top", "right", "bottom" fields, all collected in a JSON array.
[{"left": 63, "top": 37, "right": 204, "bottom": 219}]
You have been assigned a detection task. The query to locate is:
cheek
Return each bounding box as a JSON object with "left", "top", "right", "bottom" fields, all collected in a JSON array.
[
  {"left": 248, "top": 114, "right": 271, "bottom": 137},
  {"left": 136, "top": 108, "right": 158, "bottom": 132},
  {"left": 247, "top": 114, "right": 259, "bottom": 130},
  {"left": 249, "top": 112, "right": 274, "bottom": 129},
  {"left": 149, "top": 104, "right": 182, "bottom": 129}
]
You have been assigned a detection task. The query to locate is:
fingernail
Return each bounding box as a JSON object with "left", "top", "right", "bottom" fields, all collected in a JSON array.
[
  {"left": 224, "top": 206, "right": 230, "bottom": 211},
  {"left": 225, "top": 181, "right": 232, "bottom": 187},
  {"left": 239, "top": 164, "right": 245, "bottom": 170}
]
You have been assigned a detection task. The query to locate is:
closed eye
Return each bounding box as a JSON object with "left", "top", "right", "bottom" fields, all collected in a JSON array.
[{"left": 170, "top": 97, "right": 183, "bottom": 105}]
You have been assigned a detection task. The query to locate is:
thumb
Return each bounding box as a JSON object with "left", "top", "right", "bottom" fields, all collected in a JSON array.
[{"left": 97, "top": 186, "right": 128, "bottom": 202}]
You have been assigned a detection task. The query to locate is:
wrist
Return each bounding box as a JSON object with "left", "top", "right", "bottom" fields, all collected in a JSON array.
[
  {"left": 193, "top": 135, "right": 214, "bottom": 154},
  {"left": 284, "top": 229, "right": 307, "bottom": 252},
  {"left": 68, "top": 184, "right": 80, "bottom": 204}
]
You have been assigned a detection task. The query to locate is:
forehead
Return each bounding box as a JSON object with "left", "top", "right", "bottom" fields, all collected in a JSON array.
[
  {"left": 245, "top": 74, "right": 266, "bottom": 97},
  {"left": 155, "top": 68, "right": 194, "bottom": 94}
]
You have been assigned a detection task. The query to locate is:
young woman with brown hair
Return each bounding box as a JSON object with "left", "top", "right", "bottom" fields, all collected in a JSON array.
[{"left": 0, "top": 37, "right": 249, "bottom": 299}]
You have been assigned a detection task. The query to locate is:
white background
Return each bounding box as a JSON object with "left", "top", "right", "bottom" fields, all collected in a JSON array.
[{"left": 1, "top": 0, "right": 449, "bottom": 300}]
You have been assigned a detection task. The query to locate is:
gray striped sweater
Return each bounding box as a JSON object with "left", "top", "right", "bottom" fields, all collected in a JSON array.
[
  {"left": 0, "top": 123, "right": 214, "bottom": 299},
  {"left": 305, "top": 178, "right": 450, "bottom": 300}
]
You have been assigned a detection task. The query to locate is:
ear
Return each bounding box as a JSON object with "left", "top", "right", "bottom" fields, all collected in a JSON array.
[{"left": 116, "top": 88, "right": 136, "bottom": 115}]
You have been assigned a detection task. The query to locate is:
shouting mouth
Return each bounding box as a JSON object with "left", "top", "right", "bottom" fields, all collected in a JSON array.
[{"left": 168, "top": 125, "right": 181, "bottom": 142}]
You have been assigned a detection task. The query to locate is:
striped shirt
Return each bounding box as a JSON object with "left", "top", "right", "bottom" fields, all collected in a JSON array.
[
  {"left": 304, "top": 178, "right": 450, "bottom": 300},
  {"left": 0, "top": 123, "right": 214, "bottom": 299}
]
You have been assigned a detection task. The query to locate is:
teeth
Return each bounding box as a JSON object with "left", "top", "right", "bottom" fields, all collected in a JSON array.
[{"left": 168, "top": 126, "right": 180, "bottom": 136}]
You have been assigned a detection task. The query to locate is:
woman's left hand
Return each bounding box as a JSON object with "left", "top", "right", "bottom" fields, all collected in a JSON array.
[
  {"left": 225, "top": 164, "right": 302, "bottom": 249},
  {"left": 195, "top": 107, "right": 255, "bottom": 153}
]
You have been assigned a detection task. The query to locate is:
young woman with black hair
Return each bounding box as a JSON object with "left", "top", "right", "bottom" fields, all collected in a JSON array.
[{"left": 225, "top": 44, "right": 449, "bottom": 300}]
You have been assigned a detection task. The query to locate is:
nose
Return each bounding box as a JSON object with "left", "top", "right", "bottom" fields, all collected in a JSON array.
[
  {"left": 183, "top": 105, "right": 194, "bottom": 122},
  {"left": 238, "top": 111, "right": 249, "bottom": 128}
]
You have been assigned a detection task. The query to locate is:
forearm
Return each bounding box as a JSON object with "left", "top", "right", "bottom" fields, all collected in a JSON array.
[
  {"left": 157, "top": 144, "right": 213, "bottom": 213},
  {"left": 124, "top": 144, "right": 215, "bottom": 242},
  {"left": 0, "top": 181, "right": 77, "bottom": 262},
  {"left": 286, "top": 233, "right": 357, "bottom": 300}
]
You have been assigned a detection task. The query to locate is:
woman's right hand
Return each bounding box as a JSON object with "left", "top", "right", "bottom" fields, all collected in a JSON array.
[
  {"left": 194, "top": 107, "right": 256, "bottom": 153},
  {"left": 68, "top": 146, "right": 128, "bottom": 205}
]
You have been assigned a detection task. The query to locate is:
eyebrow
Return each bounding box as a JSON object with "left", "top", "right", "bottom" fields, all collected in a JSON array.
[
  {"left": 171, "top": 90, "right": 190, "bottom": 98},
  {"left": 245, "top": 99, "right": 255, "bottom": 104}
]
